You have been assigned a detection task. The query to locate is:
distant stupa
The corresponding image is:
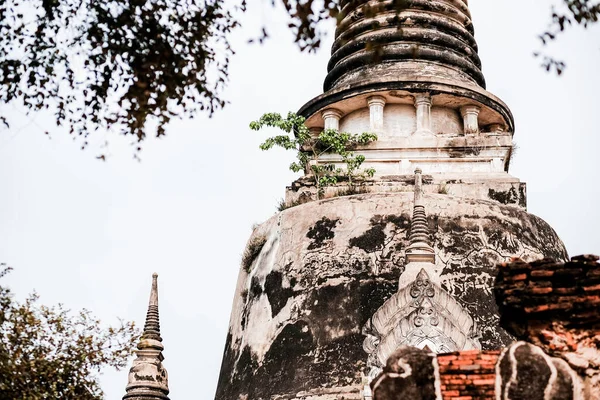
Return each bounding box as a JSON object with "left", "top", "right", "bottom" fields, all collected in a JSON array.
[
  {"left": 215, "top": 1, "right": 567, "bottom": 399},
  {"left": 123, "top": 274, "right": 170, "bottom": 400}
]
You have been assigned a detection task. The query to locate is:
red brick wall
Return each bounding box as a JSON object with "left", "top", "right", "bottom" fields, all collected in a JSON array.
[{"left": 437, "top": 350, "right": 500, "bottom": 400}]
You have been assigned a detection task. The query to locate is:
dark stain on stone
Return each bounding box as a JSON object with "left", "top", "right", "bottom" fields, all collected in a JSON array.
[
  {"left": 507, "top": 344, "right": 552, "bottom": 400},
  {"left": 309, "top": 333, "right": 365, "bottom": 387},
  {"left": 259, "top": 321, "right": 314, "bottom": 395},
  {"left": 264, "top": 270, "right": 294, "bottom": 317},
  {"left": 518, "top": 185, "right": 527, "bottom": 208},
  {"left": 134, "top": 373, "right": 155, "bottom": 381},
  {"left": 307, "top": 217, "right": 340, "bottom": 250},
  {"left": 373, "top": 347, "right": 438, "bottom": 400},
  {"left": 488, "top": 187, "right": 519, "bottom": 205},
  {"left": 215, "top": 322, "right": 313, "bottom": 399},
  {"left": 449, "top": 147, "right": 482, "bottom": 158},
  {"left": 349, "top": 214, "right": 409, "bottom": 253},
  {"left": 214, "top": 332, "right": 239, "bottom": 399},
  {"left": 249, "top": 276, "right": 262, "bottom": 298},
  {"left": 307, "top": 273, "right": 400, "bottom": 343},
  {"left": 384, "top": 213, "right": 411, "bottom": 229},
  {"left": 350, "top": 224, "right": 386, "bottom": 252}
]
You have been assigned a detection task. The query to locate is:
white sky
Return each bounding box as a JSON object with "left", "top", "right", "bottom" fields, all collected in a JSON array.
[{"left": 0, "top": 0, "right": 598, "bottom": 398}]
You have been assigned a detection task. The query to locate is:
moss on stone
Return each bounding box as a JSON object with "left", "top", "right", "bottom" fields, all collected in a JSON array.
[{"left": 242, "top": 235, "right": 267, "bottom": 273}]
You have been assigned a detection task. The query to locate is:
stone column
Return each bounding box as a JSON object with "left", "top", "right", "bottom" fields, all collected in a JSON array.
[
  {"left": 367, "top": 96, "right": 386, "bottom": 133},
  {"left": 309, "top": 127, "right": 322, "bottom": 138},
  {"left": 322, "top": 108, "right": 343, "bottom": 131},
  {"left": 414, "top": 93, "right": 432, "bottom": 135},
  {"left": 488, "top": 123, "right": 505, "bottom": 134},
  {"left": 461, "top": 105, "right": 480, "bottom": 134}
]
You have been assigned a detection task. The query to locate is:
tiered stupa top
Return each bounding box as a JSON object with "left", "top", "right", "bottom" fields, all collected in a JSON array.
[
  {"left": 299, "top": 0, "right": 514, "bottom": 150},
  {"left": 326, "top": 0, "right": 484, "bottom": 91}
]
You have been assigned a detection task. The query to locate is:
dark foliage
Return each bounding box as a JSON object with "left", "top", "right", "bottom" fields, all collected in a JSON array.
[
  {"left": 0, "top": 0, "right": 239, "bottom": 151},
  {"left": 537, "top": 0, "right": 600, "bottom": 74},
  {"left": 0, "top": 264, "right": 139, "bottom": 399}
]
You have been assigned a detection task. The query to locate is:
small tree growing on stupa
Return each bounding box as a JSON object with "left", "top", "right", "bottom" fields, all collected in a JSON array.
[{"left": 250, "top": 112, "right": 377, "bottom": 200}]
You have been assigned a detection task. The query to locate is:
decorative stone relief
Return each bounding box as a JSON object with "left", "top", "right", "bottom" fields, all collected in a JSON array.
[{"left": 362, "top": 269, "right": 481, "bottom": 376}]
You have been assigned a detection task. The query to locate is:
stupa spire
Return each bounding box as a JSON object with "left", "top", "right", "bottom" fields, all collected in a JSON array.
[
  {"left": 406, "top": 168, "right": 435, "bottom": 264},
  {"left": 142, "top": 273, "right": 162, "bottom": 342},
  {"left": 123, "top": 273, "right": 169, "bottom": 400},
  {"left": 325, "top": 0, "right": 484, "bottom": 91}
]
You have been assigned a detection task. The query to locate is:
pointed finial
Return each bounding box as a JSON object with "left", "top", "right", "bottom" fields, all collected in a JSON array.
[
  {"left": 406, "top": 169, "right": 435, "bottom": 264},
  {"left": 123, "top": 274, "right": 169, "bottom": 400},
  {"left": 141, "top": 273, "right": 162, "bottom": 343}
]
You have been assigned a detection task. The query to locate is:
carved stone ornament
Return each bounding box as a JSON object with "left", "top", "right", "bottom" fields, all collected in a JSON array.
[{"left": 362, "top": 269, "right": 480, "bottom": 376}]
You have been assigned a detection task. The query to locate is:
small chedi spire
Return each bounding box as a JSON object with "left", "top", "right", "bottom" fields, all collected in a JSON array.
[
  {"left": 123, "top": 273, "right": 169, "bottom": 400},
  {"left": 406, "top": 168, "right": 435, "bottom": 264},
  {"left": 143, "top": 273, "right": 162, "bottom": 342}
]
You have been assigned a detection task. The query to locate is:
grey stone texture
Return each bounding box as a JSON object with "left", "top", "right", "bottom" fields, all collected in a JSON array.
[
  {"left": 214, "top": 193, "right": 566, "bottom": 399},
  {"left": 370, "top": 347, "right": 439, "bottom": 400}
]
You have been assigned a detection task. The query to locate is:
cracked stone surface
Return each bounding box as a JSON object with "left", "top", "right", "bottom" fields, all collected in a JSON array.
[{"left": 215, "top": 192, "right": 567, "bottom": 400}]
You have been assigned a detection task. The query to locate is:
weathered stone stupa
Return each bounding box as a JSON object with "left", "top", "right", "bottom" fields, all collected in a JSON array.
[
  {"left": 216, "top": 1, "right": 567, "bottom": 399},
  {"left": 123, "top": 274, "right": 170, "bottom": 400}
]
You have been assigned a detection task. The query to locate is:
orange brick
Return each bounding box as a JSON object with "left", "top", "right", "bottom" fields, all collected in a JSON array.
[
  {"left": 443, "top": 390, "right": 460, "bottom": 396},
  {"left": 459, "top": 364, "right": 481, "bottom": 371},
  {"left": 439, "top": 355, "right": 458, "bottom": 361},
  {"left": 584, "top": 284, "right": 600, "bottom": 291},
  {"left": 531, "top": 270, "right": 554, "bottom": 277},
  {"left": 451, "top": 359, "right": 474, "bottom": 365},
  {"left": 585, "top": 295, "right": 600, "bottom": 302},
  {"left": 525, "top": 304, "right": 549, "bottom": 312},
  {"left": 473, "top": 379, "right": 496, "bottom": 386},
  {"left": 531, "top": 287, "right": 553, "bottom": 294}
]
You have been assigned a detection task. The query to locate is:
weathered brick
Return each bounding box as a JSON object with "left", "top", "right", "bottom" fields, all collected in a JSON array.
[
  {"left": 531, "top": 269, "right": 554, "bottom": 278},
  {"left": 443, "top": 390, "right": 460, "bottom": 396},
  {"left": 459, "top": 364, "right": 481, "bottom": 371},
  {"left": 472, "top": 379, "right": 495, "bottom": 386},
  {"left": 451, "top": 359, "right": 474, "bottom": 365},
  {"left": 583, "top": 283, "right": 600, "bottom": 292},
  {"left": 531, "top": 287, "right": 553, "bottom": 294}
]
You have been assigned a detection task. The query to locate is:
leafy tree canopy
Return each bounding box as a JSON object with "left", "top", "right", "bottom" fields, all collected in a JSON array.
[
  {"left": 0, "top": 0, "right": 596, "bottom": 153},
  {"left": 0, "top": 264, "right": 139, "bottom": 399}
]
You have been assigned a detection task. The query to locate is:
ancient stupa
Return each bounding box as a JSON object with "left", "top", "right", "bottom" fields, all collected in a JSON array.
[
  {"left": 215, "top": 1, "right": 567, "bottom": 399},
  {"left": 123, "top": 274, "right": 170, "bottom": 400}
]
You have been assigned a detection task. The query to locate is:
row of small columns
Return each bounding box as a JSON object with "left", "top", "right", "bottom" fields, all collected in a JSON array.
[{"left": 321, "top": 94, "right": 495, "bottom": 135}]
